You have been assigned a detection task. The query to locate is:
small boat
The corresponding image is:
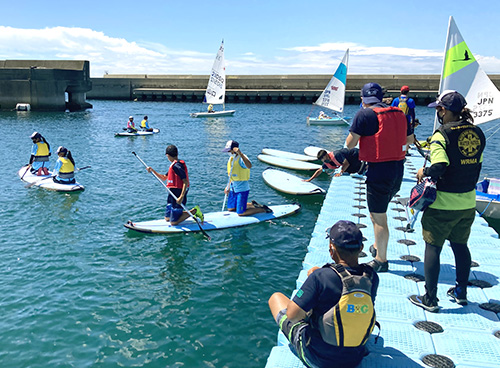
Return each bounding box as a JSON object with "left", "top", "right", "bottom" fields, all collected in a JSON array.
[
  {"left": 115, "top": 128, "right": 160, "bottom": 137},
  {"left": 18, "top": 166, "right": 84, "bottom": 192},
  {"left": 476, "top": 178, "right": 500, "bottom": 219},
  {"left": 307, "top": 49, "right": 351, "bottom": 126},
  {"left": 190, "top": 40, "right": 235, "bottom": 118}
]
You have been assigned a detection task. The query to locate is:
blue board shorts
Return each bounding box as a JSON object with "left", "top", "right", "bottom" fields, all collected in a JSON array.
[
  {"left": 165, "top": 203, "right": 184, "bottom": 223},
  {"left": 227, "top": 190, "right": 249, "bottom": 214}
]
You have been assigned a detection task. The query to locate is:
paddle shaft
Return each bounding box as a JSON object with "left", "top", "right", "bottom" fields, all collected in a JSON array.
[
  {"left": 131, "top": 152, "right": 211, "bottom": 240},
  {"left": 222, "top": 156, "right": 237, "bottom": 211},
  {"left": 20, "top": 165, "right": 31, "bottom": 180}
]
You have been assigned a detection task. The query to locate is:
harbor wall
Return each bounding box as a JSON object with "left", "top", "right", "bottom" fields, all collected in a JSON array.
[
  {"left": 87, "top": 74, "right": 500, "bottom": 105},
  {"left": 0, "top": 60, "right": 92, "bottom": 111}
]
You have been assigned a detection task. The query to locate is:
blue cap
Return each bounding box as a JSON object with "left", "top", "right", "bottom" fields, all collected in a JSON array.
[
  {"left": 326, "top": 220, "right": 363, "bottom": 249},
  {"left": 428, "top": 90, "right": 467, "bottom": 112},
  {"left": 361, "top": 82, "right": 383, "bottom": 104}
]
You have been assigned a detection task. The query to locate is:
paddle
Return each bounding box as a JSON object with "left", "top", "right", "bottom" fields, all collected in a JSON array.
[
  {"left": 131, "top": 151, "right": 211, "bottom": 240},
  {"left": 20, "top": 165, "right": 31, "bottom": 180},
  {"left": 24, "top": 166, "right": 91, "bottom": 188},
  {"left": 222, "top": 156, "right": 237, "bottom": 211}
]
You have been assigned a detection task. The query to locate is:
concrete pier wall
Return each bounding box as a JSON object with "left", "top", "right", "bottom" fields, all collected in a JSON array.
[
  {"left": 0, "top": 60, "right": 93, "bottom": 111},
  {"left": 85, "top": 73, "right": 500, "bottom": 105}
]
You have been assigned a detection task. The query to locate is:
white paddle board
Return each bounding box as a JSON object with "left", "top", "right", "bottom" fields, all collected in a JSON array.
[
  {"left": 115, "top": 128, "right": 160, "bottom": 137},
  {"left": 257, "top": 155, "right": 321, "bottom": 171},
  {"left": 304, "top": 146, "right": 326, "bottom": 158},
  {"left": 262, "top": 169, "right": 326, "bottom": 195},
  {"left": 18, "top": 166, "right": 84, "bottom": 192},
  {"left": 124, "top": 204, "right": 301, "bottom": 234},
  {"left": 261, "top": 148, "right": 318, "bottom": 162}
]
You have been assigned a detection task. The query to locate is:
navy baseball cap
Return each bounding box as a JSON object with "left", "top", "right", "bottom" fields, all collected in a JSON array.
[
  {"left": 326, "top": 220, "right": 363, "bottom": 249},
  {"left": 361, "top": 83, "right": 384, "bottom": 104},
  {"left": 222, "top": 140, "right": 239, "bottom": 152},
  {"left": 428, "top": 90, "right": 467, "bottom": 112}
]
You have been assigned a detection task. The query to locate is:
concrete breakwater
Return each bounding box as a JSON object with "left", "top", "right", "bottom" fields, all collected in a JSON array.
[{"left": 88, "top": 74, "right": 500, "bottom": 105}]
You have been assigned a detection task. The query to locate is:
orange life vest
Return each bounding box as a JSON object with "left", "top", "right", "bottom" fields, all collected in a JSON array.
[
  {"left": 166, "top": 160, "right": 189, "bottom": 188},
  {"left": 359, "top": 107, "right": 407, "bottom": 163},
  {"left": 323, "top": 152, "right": 342, "bottom": 169}
]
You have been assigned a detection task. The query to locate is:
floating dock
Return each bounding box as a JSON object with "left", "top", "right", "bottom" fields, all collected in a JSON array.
[{"left": 266, "top": 150, "right": 500, "bottom": 368}]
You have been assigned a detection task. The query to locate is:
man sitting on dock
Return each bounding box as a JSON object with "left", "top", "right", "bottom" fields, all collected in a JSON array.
[{"left": 268, "top": 220, "right": 379, "bottom": 368}]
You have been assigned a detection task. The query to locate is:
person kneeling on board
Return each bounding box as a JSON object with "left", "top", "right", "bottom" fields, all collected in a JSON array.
[
  {"left": 140, "top": 115, "right": 153, "bottom": 132},
  {"left": 268, "top": 220, "right": 379, "bottom": 368},
  {"left": 53, "top": 146, "right": 76, "bottom": 184},
  {"left": 304, "top": 148, "right": 364, "bottom": 182},
  {"left": 223, "top": 140, "right": 272, "bottom": 215},
  {"left": 146, "top": 145, "right": 204, "bottom": 225},
  {"left": 28, "top": 131, "right": 51, "bottom": 176},
  {"left": 126, "top": 116, "right": 138, "bottom": 133}
]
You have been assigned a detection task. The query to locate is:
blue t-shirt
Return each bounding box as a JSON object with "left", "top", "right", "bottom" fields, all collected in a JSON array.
[
  {"left": 350, "top": 103, "right": 410, "bottom": 182},
  {"left": 292, "top": 264, "right": 379, "bottom": 366},
  {"left": 392, "top": 96, "right": 416, "bottom": 124}
]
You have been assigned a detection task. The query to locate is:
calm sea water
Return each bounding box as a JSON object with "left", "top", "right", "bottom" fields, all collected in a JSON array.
[{"left": 1, "top": 101, "right": 499, "bottom": 368}]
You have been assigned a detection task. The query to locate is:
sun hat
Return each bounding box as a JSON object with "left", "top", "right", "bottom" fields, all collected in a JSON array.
[{"left": 222, "top": 140, "right": 239, "bottom": 152}]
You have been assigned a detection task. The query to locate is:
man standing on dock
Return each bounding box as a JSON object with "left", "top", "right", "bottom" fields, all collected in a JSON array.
[{"left": 345, "top": 83, "right": 412, "bottom": 272}]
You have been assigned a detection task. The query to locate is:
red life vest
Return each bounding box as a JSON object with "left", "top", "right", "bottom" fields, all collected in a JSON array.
[
  {"left": 323, "top": 152, "right": 342, "bottom": 169},
  {"left": 166, "top": 160, "right": 189, "bottom": 188},
  {"left": 359, "top": 107, "right": 407, "bottom": 163}
]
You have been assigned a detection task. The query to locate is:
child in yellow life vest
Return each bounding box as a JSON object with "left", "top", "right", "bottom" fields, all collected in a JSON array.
[
  {"left": 29, "top": 131, "right": 51, "bottom": 175},
  {"left": 222, "top": 140, "right": 272, "bottom": 216},
  {"left": 140, "top": 115, "right": 153, "bottom": 132},
  {"left": 53, "top": 146, "right": 76, "bottom": 184}
]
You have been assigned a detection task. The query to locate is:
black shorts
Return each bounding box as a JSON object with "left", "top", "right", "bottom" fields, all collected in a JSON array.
[
  {"left": 422, "top": 207, "right": 476, "bottom": 247},
  {"left": 366, "top": 174, "right": 403, "bottom": 213}
]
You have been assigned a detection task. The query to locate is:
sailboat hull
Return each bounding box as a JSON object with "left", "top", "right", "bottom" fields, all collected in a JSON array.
[
  {"left": 307, "top": 116, "right": 351, "bottom": 126},
  {"left": 190, "top": 110, "right": 236, "bottom": 118}
]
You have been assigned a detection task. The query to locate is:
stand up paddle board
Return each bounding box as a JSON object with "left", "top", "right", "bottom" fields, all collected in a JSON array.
[
  {"left": 18, "top": 166, "right": 84, "bottom": 192},
  {"left": 115, "top": 128, "right": 160, "bottom": 137},
  {"left": 262, "top": 169, "right": 326, "bottom": 195},
  {"left": 261, "top": 148, "right": 318, "bottom": 162},
  {"left": 304, "top": 146, "right": 326, "bottom": 158},
  {"left": 257, "top": 155, "right": 321, "bottom": 171},
  {"left": 124, "top": 204, "right": 301, "bottom": 234}
]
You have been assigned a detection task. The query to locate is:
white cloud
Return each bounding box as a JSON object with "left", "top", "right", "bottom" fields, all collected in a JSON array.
[{"left": 0, "top": 26, "right": 499, "bottom": 77}]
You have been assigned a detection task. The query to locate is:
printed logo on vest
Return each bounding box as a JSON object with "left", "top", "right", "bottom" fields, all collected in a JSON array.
[
  {"left": 346, "top": 304, "right": 370, "bottom": 313},
  {"left": 458, "top": 129, "right": 481, "bottom": 157}
]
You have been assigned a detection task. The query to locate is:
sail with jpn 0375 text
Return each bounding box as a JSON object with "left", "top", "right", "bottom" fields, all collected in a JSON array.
[{"left": 434, "top": 16, "right": 500, "bottom": 130}]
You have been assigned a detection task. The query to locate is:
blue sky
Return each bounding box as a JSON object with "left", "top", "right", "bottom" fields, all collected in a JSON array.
[{"left": 1, "top": 0, "right": 499, "bottom": 77}]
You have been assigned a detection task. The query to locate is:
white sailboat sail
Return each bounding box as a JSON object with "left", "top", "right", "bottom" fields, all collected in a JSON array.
[
  {"left": 314, "top": 49, "right": 349, "bottom": 114},
  {"left": 205, "top": 40, "right": 227, "bottom": 105},
  {"left": 434, "top": 16, "right": 500, "bottom": 130}
]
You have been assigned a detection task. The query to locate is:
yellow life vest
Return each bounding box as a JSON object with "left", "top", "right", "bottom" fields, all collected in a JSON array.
[
  {"left": 58, "top": 157, "right": 75, "bottom": 179},
  {"left": 228, "top": 156, "right": 250, "bottom": 181},
  {"left": 141, "top": 119, "right": 147, "bottom": 128},
  {"left": 34, "top": 142, "right": 50, "bottom": 161}
]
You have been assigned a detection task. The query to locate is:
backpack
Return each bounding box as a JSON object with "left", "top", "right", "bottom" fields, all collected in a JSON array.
[
  {"left": 318, "top": 264, "right": 376, "bottom": 347},
  {"left": 398, "top": 96, "right": 409, "bottom": 115},
  {"left": 409, "top": 178, "right": 437, "bottom": 211}
]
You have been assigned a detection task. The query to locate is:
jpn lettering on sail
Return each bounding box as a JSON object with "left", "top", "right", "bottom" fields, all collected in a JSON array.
[
  {"left": 315, "top": 49, "right": 349, "bottom": 113},
  {"left": 435, "top": 16, "right": 500, "bottom": 130},
  {"left": 205, "top": 40, "right": 226, "bottom": 105}
]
